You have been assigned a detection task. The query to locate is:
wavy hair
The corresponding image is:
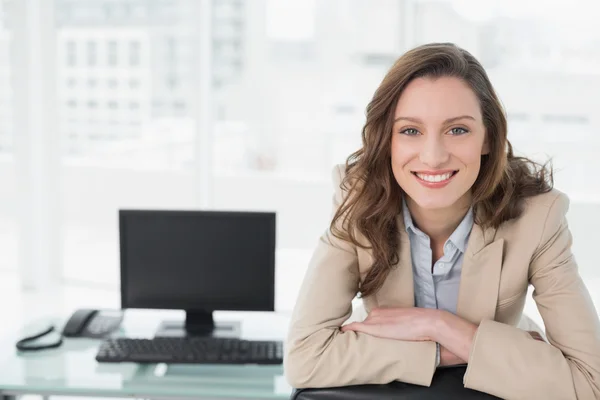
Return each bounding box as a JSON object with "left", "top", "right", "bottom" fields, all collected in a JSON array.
[{"left": 331, "top": 43, "right": 553, "bottom": 297}]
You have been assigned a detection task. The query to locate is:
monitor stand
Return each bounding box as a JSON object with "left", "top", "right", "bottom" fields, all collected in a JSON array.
[{"left": 154, "top": 310, "right": 241, "bottom": 338}]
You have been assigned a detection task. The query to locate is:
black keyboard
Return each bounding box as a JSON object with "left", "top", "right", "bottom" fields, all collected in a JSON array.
[{"left": 96, "top": 337, "right": 284, "bottom": 365}]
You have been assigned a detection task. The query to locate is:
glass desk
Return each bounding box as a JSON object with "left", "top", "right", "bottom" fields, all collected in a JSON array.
[{"left": 0, "top": 310, "right": 293, "bottom": 400}]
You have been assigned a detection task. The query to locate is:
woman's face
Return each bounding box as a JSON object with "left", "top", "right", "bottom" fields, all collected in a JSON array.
[{"left": 390, "top": 76, "right": 489, "bottom": 212}]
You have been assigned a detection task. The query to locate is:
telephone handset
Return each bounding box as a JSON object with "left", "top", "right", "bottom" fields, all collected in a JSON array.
[
  {"left": 15, "top": 308, "right": 124, "bottom": 351},
  {"left": 62, "top": 309, "right": 100, "bottom": 337}
]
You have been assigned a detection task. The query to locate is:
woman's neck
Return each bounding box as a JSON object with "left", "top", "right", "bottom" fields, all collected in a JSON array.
[{"left": 405, "top": 194, "right": 472, "bottom": 244}]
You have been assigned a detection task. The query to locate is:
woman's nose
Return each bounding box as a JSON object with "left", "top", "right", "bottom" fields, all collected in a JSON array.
[{"left": 419, "top": 136, "right": 450, "bottom": 168}]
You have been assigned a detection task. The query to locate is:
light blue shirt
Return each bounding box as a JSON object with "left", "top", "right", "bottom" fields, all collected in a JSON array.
[{"left": 402, "top": 198, "right": 474, "bottom": 365}]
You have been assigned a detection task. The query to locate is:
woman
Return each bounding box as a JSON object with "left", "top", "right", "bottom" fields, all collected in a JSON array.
[{"left": 284, "top": 43, "right": 600, "bottom": 399}]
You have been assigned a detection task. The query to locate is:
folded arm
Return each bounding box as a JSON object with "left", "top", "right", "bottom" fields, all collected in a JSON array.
[{"left": 284, "top": 166, "right": 437, "bottom": 388}]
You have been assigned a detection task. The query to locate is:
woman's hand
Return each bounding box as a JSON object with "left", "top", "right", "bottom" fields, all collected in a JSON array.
[
  {"left": 342, "top": 308, "right": 479, "bottom": 363},
  {"left": 440, "top": 345, "right": 467, "bottom": 366},
  {"left": 341, "top": 307, "right": 438, "bottom": 341}
]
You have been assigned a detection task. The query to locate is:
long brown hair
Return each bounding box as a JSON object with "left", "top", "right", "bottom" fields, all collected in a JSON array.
[{"left": 331, "top": 43, "right": 553, "bottom": 297}]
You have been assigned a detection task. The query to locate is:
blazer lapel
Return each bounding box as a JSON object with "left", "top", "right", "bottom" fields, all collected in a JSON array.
[
  {"left": 373, "top": 216, "right": 415, "bottom": 308},
  {"left": 456, "top": 223, "right": 504, "bottom": 324}
]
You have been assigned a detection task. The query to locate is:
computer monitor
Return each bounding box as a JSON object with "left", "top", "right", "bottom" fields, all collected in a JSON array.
[{"left": 119, "top": 210, "right": 276, "bottom": 337}]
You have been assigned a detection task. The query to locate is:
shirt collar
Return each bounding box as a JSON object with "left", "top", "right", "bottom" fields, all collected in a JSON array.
[{"left": 402, "top": 196, "right": 474, "bottom": 253}]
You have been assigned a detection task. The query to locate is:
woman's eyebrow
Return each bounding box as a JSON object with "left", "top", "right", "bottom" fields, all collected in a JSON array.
[{"left": 393, "top": 115, "right": 476, "bottom": 124}]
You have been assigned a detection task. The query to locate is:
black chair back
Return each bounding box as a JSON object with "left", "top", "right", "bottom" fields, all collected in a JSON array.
[{"left": 291, "top": 366, "right": 502, "bottom": 400}]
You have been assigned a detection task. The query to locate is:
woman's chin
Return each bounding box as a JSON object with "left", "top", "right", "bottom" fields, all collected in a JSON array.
[{"left": 408, "top": 191, "right": 467, "bottom": 211}]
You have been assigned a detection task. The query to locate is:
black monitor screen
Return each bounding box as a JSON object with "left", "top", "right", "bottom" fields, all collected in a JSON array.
[{"left": 119, "top": 210, "right": 276, "bottom": 312}]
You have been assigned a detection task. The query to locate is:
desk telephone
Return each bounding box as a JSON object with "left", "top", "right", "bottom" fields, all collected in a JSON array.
[
  {"left": 62, "top": 309, "right": 123, "bottom": 338},
  {"left": 16, "top": 308, "right": 124, "bottom": 351}
]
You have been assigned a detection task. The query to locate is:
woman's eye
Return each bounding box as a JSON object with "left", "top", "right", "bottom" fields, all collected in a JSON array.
[
  {"left": 449, "top": 127, "right": 468, "bottom": 135},
  {"left": 400, "top": 128, "right": 419, "bottom": 136}
]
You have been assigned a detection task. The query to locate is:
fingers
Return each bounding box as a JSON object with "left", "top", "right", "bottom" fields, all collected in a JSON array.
[
  {"left": 341, "top": 322, "right": 362, "bottom": 332},
  {"left": 341, "top": 322, "right": 377, "bottom": 335}
]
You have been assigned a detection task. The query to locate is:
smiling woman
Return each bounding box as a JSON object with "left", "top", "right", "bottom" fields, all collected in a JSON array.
[{"left": 284, "top": 43, "right": 600, "bottom": 400}]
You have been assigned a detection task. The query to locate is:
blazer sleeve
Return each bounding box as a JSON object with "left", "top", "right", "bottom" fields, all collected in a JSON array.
[
  {"left": 463, "top": 192, "right": 600, "bottom": 399},
  {"left": 283, "top": 165, "right": 437, "bottom": 389}
]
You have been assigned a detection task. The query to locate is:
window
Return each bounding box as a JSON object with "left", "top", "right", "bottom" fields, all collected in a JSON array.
[
  {"left": 66, "top": 40, "right": 76, "bottom": 66},
  {"left": 86, "top": 41, "right": 97, "bottom": 66},
  {"left": 166, "top": 36, "right": 176, "bottom": 60},
  {"left": 6, "top": 0, "right": 600, "bottom": 318},
  {"left": 54, "top": 1, "right": 197, "bottom": 288},
  {"left": 107, "top": 40, "right": 117, "bottom": 66},
  {"left": 167, "top": 76, "right": 178, "bottom": 89},
  {"left": 541, "top": 114, "right": 588, "bottom": 124},
  {"left": 129, "top": 41, "right": 140, "bottom": 66}
]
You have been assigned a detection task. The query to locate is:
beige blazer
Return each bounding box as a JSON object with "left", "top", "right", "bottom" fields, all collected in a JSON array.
[{"left": 285, "top": 165, "right": 600, "bottom": 400}]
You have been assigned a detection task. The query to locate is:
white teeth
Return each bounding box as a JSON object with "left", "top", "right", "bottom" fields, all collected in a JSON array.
[{"left": 415, "top": 172, "right": 454, "bottom": 182}]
